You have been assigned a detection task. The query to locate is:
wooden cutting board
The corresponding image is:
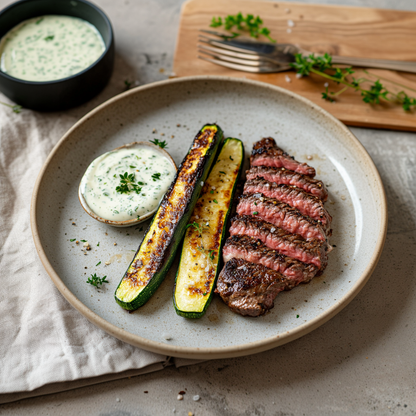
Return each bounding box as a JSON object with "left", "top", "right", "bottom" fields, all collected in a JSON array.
[{"left": 173, "top": 0, "right": 416, "bottom": 131}]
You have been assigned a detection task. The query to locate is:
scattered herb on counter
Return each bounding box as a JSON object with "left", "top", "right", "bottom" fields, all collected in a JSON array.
[
  {"left": 0, "top": 101, "right": 22, "bottom": 113},
  {"left": 291, "top": 53, "right": 416, "bottom": 112},
  {"left": 151, "top": 172, "right": 161, "bottom": 181},
  {"left": 97, "top": 242, "right": 100, "bottom": 246},
  {"left": 70, "top": 238, "right": 76, "bottom": 242},
  {"left": 149, "top": 138, "right": 168, "bottom": 149},
  {"left": 86, "top": 273, "right": 108, "bottom": 288},
  {"left": 124, "top": 79, "right": 132, "bottom": 90},
  {"left": 80, "top": 239, "right": 87, "bottom": 242},
  {"left": 96, "top": 261, "right": 101, "bottom": 266},
  {"left": 116, "top": 172, "right": 142, "bottom": 194},
  {"left": 296, "top": 314, "right": 299, "bottom": 318},
  {"left": 210, "top": 13, "right": 276, "bottom": 43}
]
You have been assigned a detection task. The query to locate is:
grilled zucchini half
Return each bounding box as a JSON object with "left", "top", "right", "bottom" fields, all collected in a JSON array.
[
  {"left": 173, "top": 138, "right": 244, "bottom": 318},
  {"left": 115, "top": 124, "right": 224, "bottom": 311}
]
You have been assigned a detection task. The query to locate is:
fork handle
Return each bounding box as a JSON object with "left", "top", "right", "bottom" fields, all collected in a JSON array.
[{"left": 330, "top": 55, "right": 416, "bottom": 74}]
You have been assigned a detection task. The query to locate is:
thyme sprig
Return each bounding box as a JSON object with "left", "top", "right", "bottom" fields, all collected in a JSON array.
[
  {"left": 149, "top": 138, "right": 168, "bottom": 149},
  {"left": 186, "top": 221, "right": 217, "bottom": 264},
  {"left": 0, "top": 101, "right": 22, "bottom": 113},
  {"left": 210, "top": 13, "right": 276, "bottom": 43},
  {"left": 116, "top": 172, "right": 142, "bottom": 194},
  {"left": 86, "top": 273, "right": 108, "bottom": 288},
  {"left": 291, "top": 53, "right": 416, "bottom": 112}
]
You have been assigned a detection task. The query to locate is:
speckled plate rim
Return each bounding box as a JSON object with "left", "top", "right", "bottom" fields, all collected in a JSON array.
[{"left": 30, "top": 75, "right": 387, "bottom": 360}]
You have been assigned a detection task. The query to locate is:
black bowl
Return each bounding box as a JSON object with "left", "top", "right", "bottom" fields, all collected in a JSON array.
[{"left": 0, "top": 0, "right": 114, "bottom": 111}]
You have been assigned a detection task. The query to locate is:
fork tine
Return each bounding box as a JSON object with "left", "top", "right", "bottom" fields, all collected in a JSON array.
[
  {"left": 198, "top": 55, "right": 265, "bottom": 73},
  {"left": 197, "top": 54, "right": 289, "bottom": 73},
  {"left": 198, "top": 43, "right": 264, "bottom": 61},
  {"left": 199, "top": 29, "right": 242, "bottom": 39},
  {"left": 198, "top": 35, "right": 260, "bottom": 56},
  {"left": 198, "top": 48, "right": 265, "bottom": 67}
]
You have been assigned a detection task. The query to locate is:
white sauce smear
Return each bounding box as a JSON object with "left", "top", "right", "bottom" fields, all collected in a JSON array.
[
  {"left": 0, "top": 15, "right": 105, "bottom": 82},
  {"left": 80, "top": 146, "right": 176, "bottom": 222}
]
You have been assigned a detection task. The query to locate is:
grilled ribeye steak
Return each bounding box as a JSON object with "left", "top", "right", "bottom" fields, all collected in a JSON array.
[
  {"left": 223, "top": 235, "right": 318, "bottom": 284},
  {"left": 246, "top": 166, "right": 328, "bottom": 202},
  {"left": 215, "top": 258, "right": 293, "bottom": 316},
  {"left": 229, "top": 215, "right": 329, "bottom": 270},
  {"left": 251, "top": 138, "right": 316, "bottom": 177},
  {"left": 237, "top": 193, "right": 328, "bottom": 241},
  {"left": 244, "top": 177, "right": 332, "bottom": 231}
]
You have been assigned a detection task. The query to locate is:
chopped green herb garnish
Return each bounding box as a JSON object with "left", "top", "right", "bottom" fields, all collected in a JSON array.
[
  {"left": 116, "top": 172, "right": 142, "bottom": 194},
  {"left": 36, "top": 17, "right": 44, "bottom": 24},
  {"left": 129, "top": 165, "right": 136, "bottom": 169},
  {"left": 96, "top": 261, "right": 101, "bottom": 266},
  {"left": 213, "top": 199, "right": 218, "bottom": 204},
  {"left": 210, "top": 13, "right": 276, "bottom": 42},
  {"left": 151, "top": 172, "right": 161, "bottom": 181},
  {"left": 209, "top": 250, "right": 216, "bottom": 261},
  {"left": 80, "top": 240, "right": 87, "bottom": 242},
  {"left": 97, "top": 242, "right": 100, "bottom": 246},
  {"left": 296, "top": 315, "right": 299, "bottom": 318},
  {"left": 186, "top": 221, "right": 203, "bottom": 236},
  {"left": 219, "top": 171, "right": 226, "bottom": 174},
  {"left": 86, "top": 273, "right": 108, "bottom": 288},
  {"left": 210, "top": 190, "right": 214, "bottom": 194},
  {"left": 44, "top": 35, "right": 54, "bottom": 41},
  {"left": 202, "top": 292, "right": 208, "bottom": 296},
  {"left": 253, "top": 211, "right": 258, "bottom": 215},
  {"left": 229, "top": 156, "right": 234, "bottom": 161},
  {"left": 291, "top": 53, "right": 416, "bottom": 112},
  {"left": 124, "top": 79, "right": 132, "bottom": 90},
  {"left": 70, "top": 238, "right": 76, "bottom": 242},
  {"left": 149, "top": 138, "right": 168, "bottom": 149},
  {"left": 254, "top": 202, "right": 257, "bottom": 206}
]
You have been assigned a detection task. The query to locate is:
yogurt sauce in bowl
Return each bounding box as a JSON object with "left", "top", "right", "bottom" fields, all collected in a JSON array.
[
  {"left": 0, "top": 15, "right": 105, "bottom": 82},
  {"left": 79, "top": 142, "right": 177, "bottom": 227}
]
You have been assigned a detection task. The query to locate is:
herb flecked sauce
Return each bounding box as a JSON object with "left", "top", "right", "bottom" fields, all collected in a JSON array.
[
  {"left": 0, "top": 15, "right": 105, "bottom": 82},
  {"left": 81, "top": 147, "right": 176, "bottom": 222}
]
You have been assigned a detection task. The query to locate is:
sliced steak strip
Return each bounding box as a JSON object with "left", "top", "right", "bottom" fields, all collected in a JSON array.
[
  {"left": 215, "top": 258, "right": 293, "bottom": 317},
  {"left": 236, "top": 193, "right": 327, "bottom": 241},
  {"left": 244, "top": 177, "right": 332, "bottom": 231},
  {"left": 246, "top": 166, "right": 328, "bottom": 202},
  {"left": 251, "top": 138, "right": 316, "bottom": 177},
  {"left": 223, "top": 235, "right": 318, "bottom": 285},
  {"left": 229, "top": 215, "right": 328, "bottom": 269}
]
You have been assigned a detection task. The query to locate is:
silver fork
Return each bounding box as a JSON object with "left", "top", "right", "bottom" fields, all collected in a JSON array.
[{"left": 198, "top": 30, "right": 416, "bottom": 74}]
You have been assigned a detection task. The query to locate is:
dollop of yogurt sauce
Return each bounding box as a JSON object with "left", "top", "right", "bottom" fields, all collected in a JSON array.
[
  {"left": 80, "top": 146, "right": 176, "bottom": 222},
  {"left": 0, "top": 15, "right": 105, "bottom": 82}
]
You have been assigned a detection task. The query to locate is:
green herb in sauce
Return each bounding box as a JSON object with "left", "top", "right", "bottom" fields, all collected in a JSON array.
[{"left": 0, "top": 15, "right": 105, "bottom": 82}]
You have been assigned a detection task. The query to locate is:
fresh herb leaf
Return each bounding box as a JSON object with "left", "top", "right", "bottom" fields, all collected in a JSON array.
[
  {"left": 97, "top": 242, "right": 100, "bottom": 246},
  {"left": 149, "top": 138, "right": 168, "bottom": 149},
  {"left": 124, "top": 79, "right": 132, "bottom": 90},
  {"left": 116, "top": 172, "right": 142, "bottom": 194},
  {"left": 209, "top": 250, "right": 216, "bottom": 261},
  {"left": 186, "top": 221, "right": 203, "bottom": 236},
  {"left": 210, "top": 12, "right": 276, "bottom": 43},
  {"left": 86, "top": 273, "right": 108, "bottom": 288},
  {"left": 151, "top": 172, "right": 161, "bottom": 181},
  {"left": 96, "top": 261, "right": 101, "bottom": 266},
  {"left": 253, "top": 211, "right": 258, "bottom": 215},
  {"left": 210, "top": 190, "right": 214, "bottom": 194},
  {"left": 296, "top": 314, "right": 299, "bottom": 318},
  {"left": 129, "top": 165, "right": 136, "bottom": 169},
  {"left": 0, "top": 101, "right": 22, "bottom": 113},
  {"left": 36, "top": 17, "right": 44, "bottom": 25},
  {"left": 229, "top": 156, "right": 234, "bottom": 161},
  {"left": 219, "top": 171, "right": 226, "bottom": 174},
  {"left": 80, "top": 240, "right": 87, "bottom": 242},
  {"left": 213, "top": 199, "right": 218, "bottom": 204},
  {"left": 291, "top": 53, "right": 416, "bottom": 112},
  {"left": 70, "top": 238, "right": 76, "bottom": 242},
  {"left": 44, "top": 35, "right": 54, "bottom": 41}
]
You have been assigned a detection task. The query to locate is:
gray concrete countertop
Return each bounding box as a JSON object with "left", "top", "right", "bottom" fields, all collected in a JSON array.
[{"left": 1, "top": 0, "right": 416, "bottom": 414}]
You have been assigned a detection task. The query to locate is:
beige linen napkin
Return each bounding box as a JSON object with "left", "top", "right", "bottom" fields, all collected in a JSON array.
[{"left": 0, "top": 97, "right": 198, "bottom": 404}]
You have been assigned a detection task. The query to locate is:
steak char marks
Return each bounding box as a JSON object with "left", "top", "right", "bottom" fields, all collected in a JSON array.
[
  {"left": 230, "top": 215, "right": 329, "bottom": 270},
  {"left": 246, "top": 166, "right": 328, "bottom": 202},
  {"left": 223, "top": 235, "right": 318, "bottom": 285},
  {"left": 251, "top": 138, "right": 316, "bottom": 177},
  {"left": 244, "top": 177, "right": 332, "bottom": 231},
  {"left": 216, "top": 137, "right": 333, "bottom": 317},
  {"left": 216, "top": 258, "right": 293, "bottom": 316}
]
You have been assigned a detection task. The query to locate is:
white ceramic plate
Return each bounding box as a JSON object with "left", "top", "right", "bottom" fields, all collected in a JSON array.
[{"left": 31, "top": 76, "right": 387, "bottom": 359}]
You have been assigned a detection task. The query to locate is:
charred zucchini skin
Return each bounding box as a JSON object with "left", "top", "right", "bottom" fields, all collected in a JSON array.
[
  {"left": 115, "top": 124, "right": 224, "bottom": 311},
  {"left": 173, "top": 138, "right": 244, "bottom": 319}
]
